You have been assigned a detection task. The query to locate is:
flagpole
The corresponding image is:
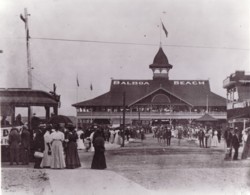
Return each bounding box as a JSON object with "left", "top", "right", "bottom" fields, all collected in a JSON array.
[
  {"left": 90, "top": 83, "right": 93, "bottom": 124},
  {"left": 160, "top": 18, "right": 162, "bottom": 47},
  {"left": 206, "top": 94, "right": 209, "bottom": 113},
  {"left": 76, "top": 74, "right": 79, "bottom": 129}
]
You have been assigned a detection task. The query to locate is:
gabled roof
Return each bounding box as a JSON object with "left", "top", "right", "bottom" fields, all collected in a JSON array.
[
  {"left": 72, "top": 79, "right": 226, "bottom": 107},
  {"left": 196, "top": 113, "right": 218, "bottom": 121},
  {"left": 128, "top": 87, "right": 193, "bottom": 107}
]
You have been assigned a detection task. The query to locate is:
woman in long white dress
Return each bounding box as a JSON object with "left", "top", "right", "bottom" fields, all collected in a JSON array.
[
  {"left": 109, "top": 129, "right": 115, "bottom": 144},
  {"left": 114, "top": 129, "right": 121, "bottom": 145},
  {"left": 207, "top": 129, "right": 213, "bottom": 147},
  {"left": 50, "top": 126, "right": 66, "bottom": 169},
  {"left": 40, "top": 128, "right": 52, "bottom": 168},
  {"left": 89, "top": 131, "right": 95, "bottom": 152},
  {"left": 211, "top": 130, "right": 219, "bottom": 147},
  {"left": 76, "top": 129, "right": 85, "bottom": 150}
]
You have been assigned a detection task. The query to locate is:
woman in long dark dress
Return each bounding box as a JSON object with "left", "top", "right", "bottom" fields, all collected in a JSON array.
[
  {"left": 65, "top": 126, "right": 81, "bottom": 169},
  {"left": 91, "top": 130, "right": 107, "bottom": 170}
]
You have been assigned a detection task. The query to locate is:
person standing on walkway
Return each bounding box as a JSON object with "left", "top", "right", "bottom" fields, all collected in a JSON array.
[
  {"left": 177, "top": 127, "right": 183, "bottom": 146},
  {"left": 65, "top": 125, "right": 81, "bottom": 169},
  {"left": 20, "top": 126, "right": 30, "bottom": 165},
  {"left": 76, "top": 128, "right": 85, "bottom": 150},
  {"left": 50, "top": 124, "right": 66, "bottom": 169},
  {"left": 211, "top": 129, "right": 219, "bottom": 147},
  {"left": 109, "top": 129, "right": 115, "bottom": 144},
  {"left": 8, "top": 128, "right": 21, "bottom": 165},
  {"left": 232, "top": 129, "right": 240, "bottom": 160},
  {"left": 33, "top": 127, "right": 45, "bottom": 168},
  {"left": 224, "top": 128, "right": 233, "bottom": 148},
  {"left": 198, "top": 128, "right": 205, "bottom": 148},
  {"left": 140, "top": 128, "right": 145, "bottom": 142},
  {"left": 40, "top": 126, "right": 52, "bottom": 168},
  {"left": 207, "top": 128, "right": 213, "bottom": 148},
  {"left": 166, "top": 128, "right": 172, "bottom": 146},
  {"left": 241, "top": 128, "right": 250, "bottom": 159},
  {"left": 91, "top": 129, "right": 107, "bottom": 170}
]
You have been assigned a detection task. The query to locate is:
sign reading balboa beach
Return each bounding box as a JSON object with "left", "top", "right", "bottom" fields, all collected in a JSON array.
[
  {"left": 113, "top": 80, "right": 150, "bottom": 85},
  {"left": 113, "top": 80, "right": 206, "bottom": 86},
  {"left": 174, "top": 81, "right": 206, "bottom": 85}
]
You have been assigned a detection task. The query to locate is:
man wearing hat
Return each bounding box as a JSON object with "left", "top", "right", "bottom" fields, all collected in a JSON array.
[{"left": 20, "top": 125, "right": 31, "bottom": 165}]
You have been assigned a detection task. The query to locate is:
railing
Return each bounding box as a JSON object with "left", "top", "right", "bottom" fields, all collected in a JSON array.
[
  {"left": 227, "top": 99, "right": 250, "bottom": 109},
  {"left": 77, "top": 111, "right": 227, "bottom": 119}
]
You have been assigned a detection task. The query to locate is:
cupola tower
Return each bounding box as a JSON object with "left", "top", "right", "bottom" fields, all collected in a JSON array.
[{"left": 149, "top": 47, "right": 173, "bottom": 80}]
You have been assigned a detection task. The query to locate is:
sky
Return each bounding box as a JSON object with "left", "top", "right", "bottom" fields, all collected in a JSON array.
[{"left": 0, "top": 0, "right": 250, "bottom": 116}]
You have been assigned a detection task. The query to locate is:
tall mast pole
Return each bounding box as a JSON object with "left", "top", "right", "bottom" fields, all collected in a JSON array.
[{"left": 21, "top": 8, "right": 32, "bottom": 89}]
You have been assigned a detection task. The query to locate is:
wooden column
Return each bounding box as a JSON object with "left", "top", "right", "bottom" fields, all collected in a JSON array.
[
  {"left": 11, "top": 105, "right": 15, "bottom": 125},
  {"left": 53, "top": 106, "right": 58, "bottom": 115},
  {"left": 45, "top": 106, "right": 50, "bottom": 121}
]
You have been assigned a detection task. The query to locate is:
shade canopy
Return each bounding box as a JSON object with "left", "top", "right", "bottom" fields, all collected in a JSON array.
[
  {"left": 196, "top": 113, "right": 218, "bottom": 122},
  {"left": 48, "top": 115, "right": 72, "bottom": 125}
]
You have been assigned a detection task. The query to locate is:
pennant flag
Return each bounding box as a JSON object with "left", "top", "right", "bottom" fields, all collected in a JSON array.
[
  {"left": 20, "top": 14, "right": 26, "bottom": 23},
  {"left": 90, "top": 83, "right": 93, "bottom": 91},
  {"left": 76, "top": 76, "right": 80, "bottom": 87},
  {"left": 161, "top": 22, "right": 168, "bottom": 38}
]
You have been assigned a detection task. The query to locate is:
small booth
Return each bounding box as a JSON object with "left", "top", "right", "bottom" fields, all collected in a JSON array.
[{"left": 0, "top": 88, "right": 60, "bottom": 161}]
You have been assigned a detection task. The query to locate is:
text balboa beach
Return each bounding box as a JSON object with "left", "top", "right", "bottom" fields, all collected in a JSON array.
[{"left": 113, "top": 80, "right": 206, "bottom": 86}]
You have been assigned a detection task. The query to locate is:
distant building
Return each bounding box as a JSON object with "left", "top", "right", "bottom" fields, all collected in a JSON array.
[
  {"left": 223, "top": 71, "right": 250, "bottom": 129},
  {"left": 73, "top": 47, "right": 226, "bottom": 127}
]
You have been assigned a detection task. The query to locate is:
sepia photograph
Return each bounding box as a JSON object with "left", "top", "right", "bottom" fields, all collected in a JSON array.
[{"left": 0, "top": 0, "right": 250, "bottom": 194}]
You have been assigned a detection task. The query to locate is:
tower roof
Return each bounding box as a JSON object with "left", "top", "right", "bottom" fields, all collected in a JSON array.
[{"left": 149, "top": 47, "right": 173, "bottom": 69}]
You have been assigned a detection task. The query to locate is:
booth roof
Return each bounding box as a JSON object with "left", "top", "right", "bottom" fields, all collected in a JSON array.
[
  {"left": 72, "top": 79, "right": 226, "bottom": 108},
  {"left": 0, "top": 88, "right": 58, "bottom": 106},
  {"left": 196, "top": 113, "right": 218, "bottom": 122}
]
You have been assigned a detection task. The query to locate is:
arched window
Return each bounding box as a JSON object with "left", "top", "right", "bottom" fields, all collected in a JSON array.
[
  {"left": 161, "top": 69, "right": 167, "bottom": 73},
  {"left": 151, "top": 94, "right": 171, "bottom": 103},
  {"left": 154, "top": 69, "right": 160, "bottom": 73}
]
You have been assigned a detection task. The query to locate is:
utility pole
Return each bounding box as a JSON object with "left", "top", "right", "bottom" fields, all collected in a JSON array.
[
  {"left": 122, "top": 91, "right": 126, "bottom": 147},
  {"left": 20, "top": 8, "right": 33, "bottom": 132},
  {"left": 20, "top": 8, "right": 32, "bottom": 89}
]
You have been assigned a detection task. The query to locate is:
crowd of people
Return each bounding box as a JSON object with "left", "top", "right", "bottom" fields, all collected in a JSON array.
[
  {"left": 151, "top": 123, "right": 250, "bottom": 161},
  {"left": 5, "top": 113, "right": 250, "bottom": 167},
  {"left": 7, "top": 123, "right": 109, "bottom": 170}
]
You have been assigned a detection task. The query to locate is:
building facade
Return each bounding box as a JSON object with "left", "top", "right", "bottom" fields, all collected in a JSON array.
[
  {"left": 223, "top": 71, "right": 250, "bottom": 129},
  {"left": 73, "top": 47, "right": 227, "bottom": 127}
]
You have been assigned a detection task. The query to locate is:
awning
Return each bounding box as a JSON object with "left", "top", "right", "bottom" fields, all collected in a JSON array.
[{"left": 196, "top": 113, "right": 218, "bottom": 122}]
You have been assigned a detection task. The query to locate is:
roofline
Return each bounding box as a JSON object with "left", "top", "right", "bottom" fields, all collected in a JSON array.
[{"left": 128, "top": 86, "right": 194, "bottom": 107}]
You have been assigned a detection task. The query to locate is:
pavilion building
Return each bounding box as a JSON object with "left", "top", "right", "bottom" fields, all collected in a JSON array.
[
  {"left": 223, "top": 71, "right": 250, "bottom": 129},
  {"left": 72, "top": 47, "right": 226, "bottom": 127}
]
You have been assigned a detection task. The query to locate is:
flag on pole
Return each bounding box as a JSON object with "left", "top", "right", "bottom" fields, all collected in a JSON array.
[
  {"left": 76, "top": 75, "right": 80, "bottom": 87},
  {"left": 20, "top": 14, "right": 26, "bottom": 22},
  {"left": 161, "top": 22, "right": 168, "bottom": 38},
  {"left": 90, "top": 83, "right": 93, "bottom": 91}
]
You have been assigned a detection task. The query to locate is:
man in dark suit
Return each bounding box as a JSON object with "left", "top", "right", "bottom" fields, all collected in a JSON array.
[
  {"left": 21, "top": 126, "right": 31, "bottom": 165},
  {"left": 198, "top": 128, "right": 205, "bottom": 147},
  {"left": 232, "top": 129, "right": 240, "bottom": 160},
  {"left": 166, "top": 128, "right": 172, "bottom": 146},
  {"left": 8, "top": 128, "right": 21, "bottom": 165}
]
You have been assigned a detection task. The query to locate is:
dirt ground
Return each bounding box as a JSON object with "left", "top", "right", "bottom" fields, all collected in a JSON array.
[{"left": 2, "top": 135, "right": 250, "bottom": 195}]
